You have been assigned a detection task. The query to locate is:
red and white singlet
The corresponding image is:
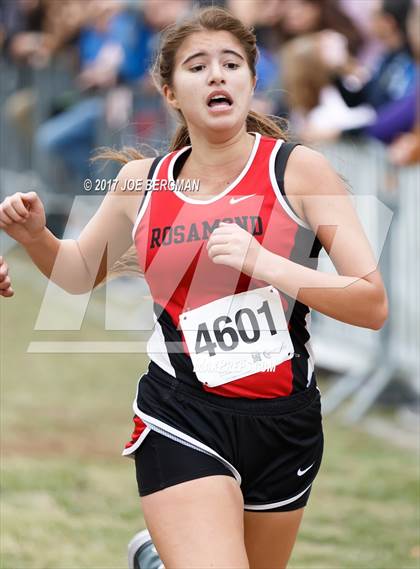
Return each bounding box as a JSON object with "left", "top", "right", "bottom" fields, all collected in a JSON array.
[{"left": 132, "top": 133, "right": 322, "bottom": 399}]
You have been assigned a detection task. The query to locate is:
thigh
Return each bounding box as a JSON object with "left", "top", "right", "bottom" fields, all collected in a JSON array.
[
  {"left": 134, "top": 429, "right": 236, "bottom": 496},
  {"left": 244, "top": 508, "right": 305, "bottom": 569},
  {"left": 141, "top": 475, "right": 249, "bottom": 569}
]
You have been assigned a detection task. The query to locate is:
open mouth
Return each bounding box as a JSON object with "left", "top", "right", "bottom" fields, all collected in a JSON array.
[{"left": 207, "top": 92, "right": 233, "bottom": 109}]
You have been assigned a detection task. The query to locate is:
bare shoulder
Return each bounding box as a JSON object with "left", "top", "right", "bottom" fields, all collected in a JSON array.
[
  {"left": 285, "top": 145, "right": 347, "bottom": 198},
  {"left": 114, "top": 157, "right": 156, "bottom": 194},
  {"left": 112, "top": 157, "right": 156, "bottom": 223}
]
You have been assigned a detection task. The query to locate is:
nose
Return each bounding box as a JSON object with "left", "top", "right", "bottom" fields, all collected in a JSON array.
[{"left": 207, "top": 61, "right": 225, "bottom": 85}]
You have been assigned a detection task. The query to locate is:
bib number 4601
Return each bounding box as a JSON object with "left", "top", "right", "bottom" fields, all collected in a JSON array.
[{"left": 195, "top": 300, "right": 277, "bottom": 356}]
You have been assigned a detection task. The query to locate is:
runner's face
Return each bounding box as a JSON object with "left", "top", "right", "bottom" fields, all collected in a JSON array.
[{"left": 164, "top": 31, "right": 256, "bottom": 135}]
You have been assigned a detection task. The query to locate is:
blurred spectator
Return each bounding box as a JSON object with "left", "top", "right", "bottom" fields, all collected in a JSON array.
[
  {"left": 35, "top": 0, "right": 192, "bottom": 184},
  {"left": 131, "top": 0, "right": 191, "bottom": 143},
  {"left": 229, "top": 0, "right": 366, "bottom": 118},
  {"left": 280, "top": 0, "right": 364, "bottom": 56},
  {"left": 35, "top": 1, "right": 156, "bottom": 185},
  {"left": 227, "top": 1, "right": 286, "bottom": 117},
  {"left": 291, "top": 0, "right": 367, "bottom": 119},
  {"left": 388, "top": 1, "right": 420, "bottom": 166},
  {"left": 283, "top": 0, "right": 418, "bottom": 150},
  {"left": 77, "top": 1, "right": 154, "bottom": 89},
  {"left": 281, "top": 32, "right": 376, "bottom": 142},
  {"left": 363, "top": 80, "right": 418, "bottom": 148},
  {"left": 333, "top": 0, "right": 415, "bottom": 109},
  {"left": 1, "top": 1, "right": 93, "bottom": 169},
  {"left": 30, "top": 0, "right": 192, "bottom": 236},
  {"left": 0, "top": 0, "right": 48, "bottom": 66},
  {"left": 338, "top": 0, "right": 384, "bottom": 68},
  {"left": 0, "top": 0, "right": 88, "bottom": 67},
  {"left": 227, "top": 0, "right": 285, "bottom": 50}
]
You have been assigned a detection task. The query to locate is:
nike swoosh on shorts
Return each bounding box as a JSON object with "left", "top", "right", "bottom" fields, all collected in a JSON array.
[{"left": 297, "top": 463, "right": 314, "bottom": 476}]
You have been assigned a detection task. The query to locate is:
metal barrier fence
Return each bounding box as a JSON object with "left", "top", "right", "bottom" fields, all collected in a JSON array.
[
  {"left": 0, "top": 54, "right": 76, "bottom": 173},
  {"left": 313, "top": 140, "right": 419, "bottom": 419},
  {"left": 392, "top": 164, "right": 419, "bottom": 389}
]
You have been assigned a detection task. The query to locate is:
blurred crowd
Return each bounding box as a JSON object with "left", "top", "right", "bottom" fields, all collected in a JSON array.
[{"left": 0, "top": 0, "right": 419, "bottom": 233}]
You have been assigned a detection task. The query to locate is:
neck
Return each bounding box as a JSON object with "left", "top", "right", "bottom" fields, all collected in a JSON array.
[{"left": 182, "top": 126, "right": 255, "bottom": 180}]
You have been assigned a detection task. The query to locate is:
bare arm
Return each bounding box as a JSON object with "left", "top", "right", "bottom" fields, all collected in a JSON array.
[
  {"left": 263, "top": 147, "right": 388, "bottom": 329},
  {"left": 0, "top": 158, "right": 153, "bottom": 294},
  {"left": 208, "top": 147, "right": 388, "bottom": 330}
]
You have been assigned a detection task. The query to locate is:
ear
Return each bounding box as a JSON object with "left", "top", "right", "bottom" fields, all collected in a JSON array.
[
  {"left": 252, "top": 75, "right": 257, "bottom": 92},
  {"left": 162, "top": 84, "right": 180, "bottom": 110}
]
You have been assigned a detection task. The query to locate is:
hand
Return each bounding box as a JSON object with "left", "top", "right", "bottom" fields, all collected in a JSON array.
[
  {"left": 206, "top": 221, "right": 265, "bottom": 277},
  {"left": 318, "top": 30, "right": 349, "bottom": 71},
  {"left": 0, "top": 256, "right": 14, "bottom": 297},
  {"left": 78, "top": 65, "right": 117, "bottom": 90},
  {"left": 301, "top": 124, "right": 340, "bottom": 145},
  {"left": 9, "top": 32, "right": 43, "bottom": 62},
  {"left": 388, "top": 133, "right": 420, "bottom": 166},
  {"left": 0, "top": 191, "right": 46, "bottom": 245}
]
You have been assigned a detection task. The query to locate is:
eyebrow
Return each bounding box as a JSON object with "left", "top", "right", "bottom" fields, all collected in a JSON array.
[{"left": 181, "top": 49, "right": 245, "bottom": 66}]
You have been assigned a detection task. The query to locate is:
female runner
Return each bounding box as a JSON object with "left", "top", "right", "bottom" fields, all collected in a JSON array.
[{"left": 0, "top": 7, "right": 388, "bottom": 569}]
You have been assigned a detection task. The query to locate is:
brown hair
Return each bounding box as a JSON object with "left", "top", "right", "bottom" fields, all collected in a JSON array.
[
  {"left": 281, "top": 34, "right": 331, "bottom": 112},
  {"left": 280, "top": 0, "right": 365, "bottom": 56},
  {"left": 94, "top": 6, "right": 288, "bottom": 285}
]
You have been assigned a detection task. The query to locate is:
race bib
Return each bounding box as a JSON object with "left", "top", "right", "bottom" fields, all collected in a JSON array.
[{"left": 179, "top": 286, "right": 294, "bottom": 387}]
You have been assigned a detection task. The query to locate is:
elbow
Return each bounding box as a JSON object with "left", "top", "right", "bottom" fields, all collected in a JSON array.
[
  {"left": 368, "top": 296, "right": 389, "bottom": 331},
  {"left": 64, "top": 269, "right": 106, "bottom": 295},
  {"left": 62, "top": 279, "right": 96, "bottom": 295},
  {"left": 65, "top": 285, "right": 91, "bottom": 295},
  {"left": 66, "top": 277, "right": 105, "bottom": 295}
]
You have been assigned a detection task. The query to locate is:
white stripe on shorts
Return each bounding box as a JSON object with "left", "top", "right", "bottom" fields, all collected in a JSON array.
[
  {"left": 244, "top": 483, "right": 312, "bottom": 510},
  {"left": 136, "top": 407, "right": 242, "bottom": 486}
]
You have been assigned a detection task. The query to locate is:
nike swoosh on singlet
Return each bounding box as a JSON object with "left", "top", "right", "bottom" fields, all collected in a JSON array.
[
  {"left": 297, "top": 463, "right": 315, "bottom": 476},
  {"left": 229, "top": 194, "right": 256, "bottom": 205}
]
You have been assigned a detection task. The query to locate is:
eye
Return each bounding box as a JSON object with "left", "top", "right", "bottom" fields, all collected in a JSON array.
[
  {"left": 190, "top": 64, "right": 205, "bottom": 72},
  {"left": 225, "top": 62, "right": 240, "bottom": 70}
]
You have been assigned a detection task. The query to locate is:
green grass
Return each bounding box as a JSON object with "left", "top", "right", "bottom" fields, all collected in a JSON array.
[{"left": 1, "top": 248, "right": 419, "bottom": 568}]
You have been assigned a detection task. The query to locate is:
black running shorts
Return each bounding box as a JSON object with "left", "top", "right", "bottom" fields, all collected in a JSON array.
[{"left": 133, "top": 365, "right": 324, "bottom": 512}]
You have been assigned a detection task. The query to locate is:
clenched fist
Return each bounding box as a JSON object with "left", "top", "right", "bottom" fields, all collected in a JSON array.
[
  {"left": 206, "top": 221, "right": 266, "bottom": 277},
  {"left": 0, "top": 256, "right": 13, "bottom": 297},
  {"left": 0, "top": 191, "right": 46, "bottom": 245}
]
